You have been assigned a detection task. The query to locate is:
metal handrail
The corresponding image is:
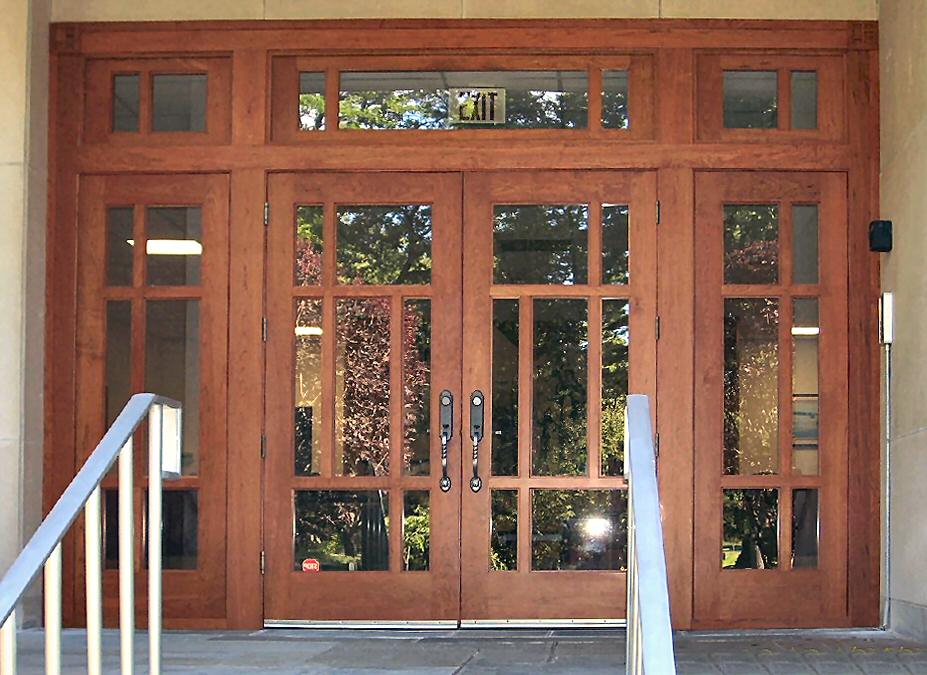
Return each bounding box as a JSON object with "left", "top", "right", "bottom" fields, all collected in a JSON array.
[
  {"left": 625, "top": 395, "right": 676, "bottom": 674},
  {"left": 0, "top": 393, "right": 182, "bottom": 675}
]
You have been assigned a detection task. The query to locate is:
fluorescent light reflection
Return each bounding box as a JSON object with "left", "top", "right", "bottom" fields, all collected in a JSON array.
[
  {"left": 791, "top": 326, "right": 820, "bottom": 336},
  {"left": 127, "top": 239, "right": 203, "bottom": 255},
  {"left": 294, "top": 326, "right": 323, "bottom": 337}
]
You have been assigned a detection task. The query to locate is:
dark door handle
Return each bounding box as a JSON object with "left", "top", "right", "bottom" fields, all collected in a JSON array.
[
  {"left": 469, "top": 390, "right": 484, "bottom": 492},
  {"left": 439, "top": 390, "right": 454, "bottom": 492}
]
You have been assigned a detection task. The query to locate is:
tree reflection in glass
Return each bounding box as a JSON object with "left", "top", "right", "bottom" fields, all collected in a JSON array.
[
  {"left": 294, "top": 205, "right": 323, "bottom": 285},
  {"left": 531, "top": 489, "right": 627, "bottom": 571},
  {"left": 493, "top": 205, "right": 588, "bottom": 285},
  {"left": 601, "top": 300, "right": 629, "bottom": 476},
  {"left": 336, "top": 205, "right": 432, "bottom": 285},
  {"left": 723, "top": 204, "right": 779, "bottom": 284},
  {"left": 722, "top": 489, "right": 778, "bottom": 569},
  {"left": 293, "top": 490, "right": 389, "bottom": 571},
  {"left": 532, "top": 299, "right": 588, "bottom": 476},
  {"left": 723, "top": 298, "right": 779, "bottom": 475}
]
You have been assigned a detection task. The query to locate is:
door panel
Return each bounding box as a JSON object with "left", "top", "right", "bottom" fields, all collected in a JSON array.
[
  {"left": 75, "top": 174, "right": 230, "bottom": 623},
  {"left": 693, "top": 172, "right": 849, "bottom": 627},
  {"left": 263, "top": 172, "right": 463, "bottom": 622},
  {"left": 460, "top": 171, "right": 658, "bottom": 621}
]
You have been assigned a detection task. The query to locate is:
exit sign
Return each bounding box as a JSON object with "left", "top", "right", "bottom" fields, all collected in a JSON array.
[{"left": 449, "top": 88, "right": 506, "bottom": 125}]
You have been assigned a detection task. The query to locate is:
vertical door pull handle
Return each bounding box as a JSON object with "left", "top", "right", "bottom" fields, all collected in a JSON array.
[
  {"left": 469, "top": 390, "right": 485, "bottom": 492},
  {"left": 439, "top": 390, "right": 454, "bottom": 492}
]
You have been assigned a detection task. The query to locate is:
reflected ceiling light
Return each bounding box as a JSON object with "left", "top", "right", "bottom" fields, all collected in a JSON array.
[
  {"left": 127, "top": 239, "right": 203, "bottom": 255},
  {"left": 581, "top": 516, "right": 612, "bottom": 539},
  {"left": 294, "top": 326, "right": 323, "bottom": 337},
  {"left": 791, "top": 326, "right": 820, "bottom": 336}
]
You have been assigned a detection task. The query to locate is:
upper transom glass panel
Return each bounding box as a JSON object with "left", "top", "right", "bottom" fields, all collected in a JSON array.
[{"left": 339, "top": 71, "right": 588, "bottom": 130}]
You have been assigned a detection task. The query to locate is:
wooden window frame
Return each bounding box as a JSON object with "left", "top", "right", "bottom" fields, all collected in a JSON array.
[
  {"left": 697, "top": 52, "right": 844, "bottom": 142},
  {"left": 83, "top": 57, "right": 233, "bottom": 145},
  {"left": 271, "top": 54, "right": 655, "bottom": 142}
]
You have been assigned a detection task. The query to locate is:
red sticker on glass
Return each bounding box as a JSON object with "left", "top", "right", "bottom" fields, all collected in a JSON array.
[{"left": 301, "top": 558, "right": 321, "bottom": 573}]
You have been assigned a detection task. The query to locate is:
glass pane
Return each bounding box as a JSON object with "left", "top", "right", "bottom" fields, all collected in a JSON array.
[
  {"left": 403, "top": 300, "right": 431, "bottom": 475},
  {"left": 492, "top": 300, "right": 519, "bottom": 476},
  {"left": 493, "top": 205, "right": 589, "bottom": 285},
  {"left": 792, "top": 489, "right": 819, "bottom": 568},
  {"left": 722, "top": 489, "right": 779, "bottom": 569},
  {"left": 724, "top": 204, "right": 779, "bottom": 285},
  {"left": 403, "top": 491, "right": 430, "bottom": 571},
  {"left": 152, "top": 74, "right": 207, "bottom": 132},
  {"left": 113, "top": 74, "right": 139, "bottom": 132},
  {"left": 531, "top": 489, "right": 628, "bottom": 571},
  {"left": 602, "top": 70, "right": 629, "bottom": 129},
  {"left": 532, "top": 299, "right": 588, "bottom": 476},
  {"left": 143, "top": 490, "right": 198, "bottom": 570},
  {"left": 792, "top": 205, "right": 819, "bottom": 285},
  {"left": 295, "top": 205, "right": 324, "bottom": 285},
  {"left": 293, "top": 490, "right": 389, "bottom": 571},
  {"left": 145, "top": 300, "right": 200, "bottom": 475},
  {"left": 791, "top": 71, "right": 818, "bottom": 130},
  {"left": 602, "top": 300, "right": 629, "bottom": 476},
  {"left": 491, "top": 489, "right": 518, "bottom": 571},
  {"left": 602, "top": 204, "right": 629, "bottom": 285},
  {"left": 723, "top": 71, "right": 778, "bottom": 129},
  {"left": 724, "top": 298, "right": 779, "bottom": 475},
  {"left": 105, "top": 302, "right": 132, "bottom": 427},
  {"left": 336, "top": 298, "right": 391, "bottom": 476},
  {"left": 103, "top": 489, "right": 119, "bottom": 569},
  {"left": 295, "top": 299, "right": 323, "bottom": 476},
  {"left": 339, "top": 70, "right": 587, "bottom": 129},
  {"left": 299, "top": 71, "right": 326, "bottom": 131},
  {"left": 106, "top": 207, "right": 134, "bottom": 286},
  {"left": 792, "top": 298, "right": 819, "bottom": 476},
  {"left": 336, "top": 205, "right": 432, "bottom": 285},
  {"left": 145, "top": 207, "right": 203, "bottom": 286}
]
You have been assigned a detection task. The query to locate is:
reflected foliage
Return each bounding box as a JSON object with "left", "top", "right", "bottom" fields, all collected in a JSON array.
[
  {"left": 531, "top": 490, "right": 628, "bottom": 571},
  {"left": 722, "top": 489, "right": 778, "bottom": 569},
  {"left": 494, "top": 205, "right": 588, "bottom": 285},
  {"left": 491, "top": 490, "right": 518, "bottom": 571},
  {"left": 601, "top": 300, "right": 629, "bottom": 476},
  {"left": 724, "top": 204, "right": 779, "bottom": 284},
  {"left": 602, "top": 70, "right": 629, "bottom": 129},
  {"left": 403, "top": 491, "right": 430, "bottom": 571},
  {"left": 294, "top": 491, "right": 389, "bottom": 571},
  {"left": 337, "top": 205, "right": 432, "bottom": 285},
  {"left": 491, "top": 300, "right": 519, "bottom": 475},
  {"left": 723, "top": 71, "right": 778, "bottom": 129},
  {"left": 723, "top": 298, "right": 779, "bottom": 475},
  {"left": 602, "top": 205, "right": 630, "bottom": 285},
  {"left": 295, "top": 205, "right": 324, "bottom": 285},
  {"left": 403, "top": 301, "right": 431, "bottom": 475},
  {"left": 532, "top": 299, "right": 588, "bottom": 476}
]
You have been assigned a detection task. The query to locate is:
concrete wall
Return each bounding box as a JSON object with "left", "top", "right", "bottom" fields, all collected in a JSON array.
[
  {"left": 50, "top": 0, "right": 877, "bottom": 22},
  {"left": 0, "top": 0, "right": 50, "bottom": 625},
  {"left": 880, "top": 0, "right": 927, "bottom": 643}
]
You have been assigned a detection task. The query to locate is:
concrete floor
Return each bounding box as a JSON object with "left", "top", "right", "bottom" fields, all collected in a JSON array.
[{"left": 9, "top": 627, "right": 927, "bottom": 674}]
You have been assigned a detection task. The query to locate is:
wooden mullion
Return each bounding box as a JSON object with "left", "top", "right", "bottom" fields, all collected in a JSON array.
[{"left": 588, "top": 66, "right": 603, "bottom": 135}]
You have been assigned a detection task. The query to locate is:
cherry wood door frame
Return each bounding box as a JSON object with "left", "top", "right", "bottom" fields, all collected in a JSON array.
[
  {"left": 460, "top": 170, "right": 657, "bottom": 622},
  {"left": 263, "top": 172, "right": 463, "bottom": 622},
  {"left": 45, "top": 20, "right": 880, "bottom": 629},
  {"left": 693, "top": 171, "right": 850, "bottom": 628}
]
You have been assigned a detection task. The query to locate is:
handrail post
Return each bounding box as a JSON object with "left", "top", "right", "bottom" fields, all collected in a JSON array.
[
  {"left": 148, "top": 405, "right": 163, "bottom": 675},
  {"left": 0, "top": 609, "right": 14, "bottom": 675},
  {"left": 119, "top": 438, "right": 135, "bottom": 673},
  {"left": 44, "top": 543, "right": 62, "bottom": 675},
  {"left": 84, "top": 486, "right": 103, "bottom": 675}
]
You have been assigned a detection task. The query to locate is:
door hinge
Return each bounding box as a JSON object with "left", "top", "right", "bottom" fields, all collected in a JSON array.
[
  {"left": 260, "top": 550, "right": 265, "bottom": 575},
  {"left": 654, "top": 432, "right": 660, "bottom": 460},
  {"left": 656, "top": 200, "right": 661, "bottom": 225},
  {"left": 262, "top": 317, "right": 268, "bottom": 342},
  {"left": 260, "top": 433, "right": 267, "bottom": 459},
  {"left": 263, "top": 202, "right": 270, "bottom": 226},
  {"left": 655, "top": 315, "right": 661, "bottom": 341}
]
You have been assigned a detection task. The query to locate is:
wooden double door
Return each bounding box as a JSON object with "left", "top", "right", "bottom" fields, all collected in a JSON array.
[{"left": 263, "top": 170, "right": 657, "bottom": 624}]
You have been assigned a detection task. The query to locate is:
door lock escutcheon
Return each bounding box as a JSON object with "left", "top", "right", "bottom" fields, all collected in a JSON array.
[
  {"left": 439, "top": 390, "right": 454, "bottom": 492},
  {"left": 469, "top": 390, "right": 485, "bottom": 492}
]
